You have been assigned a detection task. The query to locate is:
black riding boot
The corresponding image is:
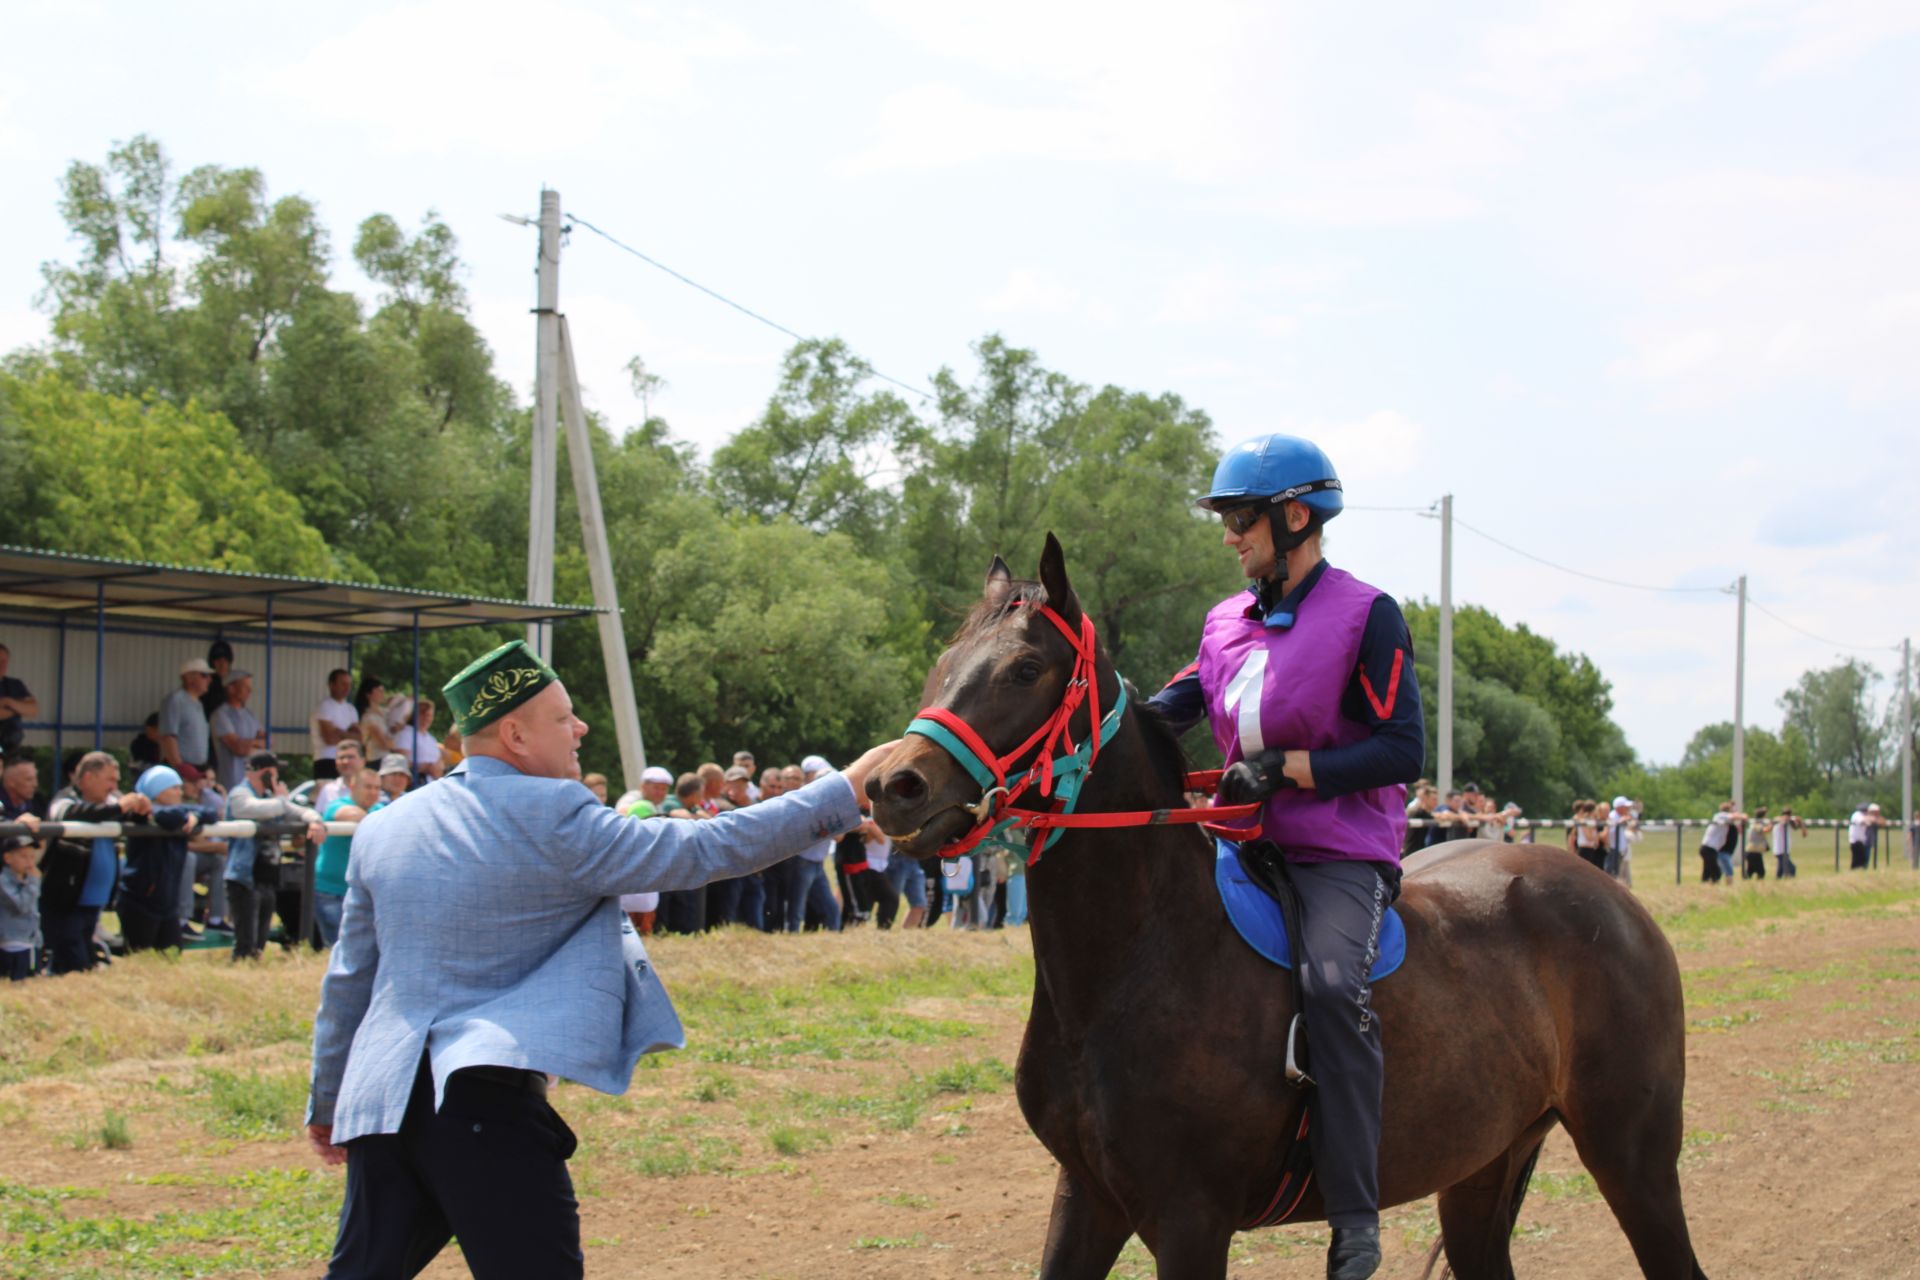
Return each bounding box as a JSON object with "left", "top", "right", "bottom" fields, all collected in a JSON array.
[{"left": 1327, "top": 1225, "right": 1382, "bottom": 1280}]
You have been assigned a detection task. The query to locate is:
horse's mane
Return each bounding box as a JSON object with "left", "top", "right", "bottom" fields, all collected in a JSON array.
[
  {"left": 949, "top": 579, "right": 1049, "bottom": 644},
  {"left": 1128, "top": 678, "right": 1194, "bottom": 798}
]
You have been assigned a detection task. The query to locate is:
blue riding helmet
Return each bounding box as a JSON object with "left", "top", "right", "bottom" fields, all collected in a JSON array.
[{"left": 1198, "top": 433, "right": 1344, "bottom": 520}]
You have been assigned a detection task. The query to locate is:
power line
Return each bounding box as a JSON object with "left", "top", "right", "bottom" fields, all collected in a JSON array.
[
  {"left": 1746, "top": 596, "right": 1901, "bottom": 656},
  {"left": 564, "top": 212, "right": 935, "bottom": 403},
  {"left": 1446, "top": 514, "right": 1733, "bottom": 595}
]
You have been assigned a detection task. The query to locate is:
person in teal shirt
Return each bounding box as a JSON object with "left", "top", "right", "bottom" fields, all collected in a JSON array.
[{"left": 313, "top": 768, "right": 383, "bottom": 947}]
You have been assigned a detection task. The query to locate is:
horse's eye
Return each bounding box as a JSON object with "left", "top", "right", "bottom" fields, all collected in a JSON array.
[{"left": 1012, "top": 659, "right": 1043, "bottom": 684}]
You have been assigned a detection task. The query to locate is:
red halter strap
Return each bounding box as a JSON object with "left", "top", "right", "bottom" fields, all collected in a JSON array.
[{"left": 906, "top": 601, "right": 1265, "bottom": 859}]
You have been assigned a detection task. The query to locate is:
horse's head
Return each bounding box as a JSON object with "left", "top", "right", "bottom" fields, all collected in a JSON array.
[{"left": 870, "top": 533, "right": 1107, "bottom": 855}]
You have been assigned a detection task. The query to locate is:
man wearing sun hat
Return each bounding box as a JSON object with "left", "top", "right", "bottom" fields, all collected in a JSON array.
[{"left": 306, "top": 639, "right": 895, "bottom": 1278}]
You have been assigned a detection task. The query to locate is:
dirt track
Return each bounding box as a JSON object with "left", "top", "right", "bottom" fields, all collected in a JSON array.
[
  {"left": 453, "top": 899, "right": 1920, "bottom": 1279},
  {"left": 2, "top": 886, "right": 1914, "bottom": 1278}
]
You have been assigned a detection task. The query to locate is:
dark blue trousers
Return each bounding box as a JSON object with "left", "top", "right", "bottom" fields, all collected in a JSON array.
[
  {"left": 327, "top": 1059, "right": 581, "bottom": 1279},
  {"left": 40, "top": 903, "right": 99, "bottom": 974},
  {"left": 1291, "top": 858, "right": 1394, "bottom": 1232}
]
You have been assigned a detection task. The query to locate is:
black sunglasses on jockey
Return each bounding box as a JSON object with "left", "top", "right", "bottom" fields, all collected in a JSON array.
[{"left": 1213, "top": 478, "right": 1343, "bottom": 536}]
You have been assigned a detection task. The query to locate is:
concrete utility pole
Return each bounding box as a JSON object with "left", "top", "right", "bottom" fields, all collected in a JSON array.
[
  {"left": 1733, "top": 575, "right": 1747, "bottom": 813},
  {"left": 557, "top": 316, "right": 649, "bottom": 793},
  {"left": 526, "top": 189, "right": 562, "bottom": 659},
  {"left": 1438, "top": 493, "right": 1454, "bottom": 796},
  {"left": 1902, "top": 636, "right": 1913, "bottom": 868},
  {"left": 517, "top": 187, "right": 649, "bottom": 792}
]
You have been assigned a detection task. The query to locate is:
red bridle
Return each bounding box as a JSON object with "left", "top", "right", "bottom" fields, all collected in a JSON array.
[{"left": 901, "top": 601, "right": 1262, "bottom": 863}]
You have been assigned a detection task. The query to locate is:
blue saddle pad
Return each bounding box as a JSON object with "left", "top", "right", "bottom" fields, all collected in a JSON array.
[{"left": 1215, "top": 840, "right": 1406, "bottom": 981}]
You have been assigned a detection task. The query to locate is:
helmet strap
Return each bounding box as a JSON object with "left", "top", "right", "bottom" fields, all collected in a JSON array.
[{"left": 1256, "top": 503, "right": 1322, "bottom": 606}]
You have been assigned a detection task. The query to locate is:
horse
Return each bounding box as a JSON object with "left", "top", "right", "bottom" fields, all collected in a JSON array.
[{"left": 869, "top": 534, "right": 1708, "bottom": 1280}]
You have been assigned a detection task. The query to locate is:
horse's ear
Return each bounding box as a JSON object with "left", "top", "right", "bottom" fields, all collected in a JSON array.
[
  {"left": 984, "top": 554, "right": 1013, "bottom": 608},
  {"left": 1037, "top": 532, "right": 1081, "bottom": 625}
]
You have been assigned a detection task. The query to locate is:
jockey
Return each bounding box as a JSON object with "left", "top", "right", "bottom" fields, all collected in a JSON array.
[{"left": 1147, "top": 432, "right": 1424, "bottom": 1280}]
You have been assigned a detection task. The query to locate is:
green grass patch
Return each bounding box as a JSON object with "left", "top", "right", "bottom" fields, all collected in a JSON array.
[
  {"left": 766, "top": 1123, "right": 830, "bottom": 1157},
  {"left": 876, "top": 1192, "right": 934, "bottom": 1209},
  {"left": 98, "top": 1111, "right": 132, "bottom": 1151},
  {"left": 927, "top": 1056, "right": 1014, "bottom": 1094},
  {"left": 676, "top": 950, "right": 1029, "bottom": 1066},
  {"left": 1652, "top": 881, "right": 1919, "bottom": 938},
  {"left": 684, "top": 1070, "right": 738, "bottom": 1103},
  {"left": 1530, "top": 1169, "right": 1598, "bottom": 1202},
  {"left": 1689, "top": 1010, "right": 1763, "bottom": 1033},
  {"left": 181, "top": 1068, "right": 309, "bottom": 1140},
  {"left": 852, "top": 1233, "right": 927, "bottom": 1249},
  {"left": 0, "top": 1169, "right": 337, "bottom": 1278}
]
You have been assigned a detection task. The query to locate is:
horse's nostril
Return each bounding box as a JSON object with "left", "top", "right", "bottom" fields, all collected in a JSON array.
[{"left": 884, "top": 769, "right": 927, "bottom": 802}]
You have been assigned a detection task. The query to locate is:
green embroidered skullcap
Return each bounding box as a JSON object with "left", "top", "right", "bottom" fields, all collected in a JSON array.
[{"left": 443, "top": 640, "right": 559, "bottom": 736}]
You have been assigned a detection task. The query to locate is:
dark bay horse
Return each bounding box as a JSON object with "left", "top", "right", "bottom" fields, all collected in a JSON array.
[{"left": 870, "top": 535, "right": 1708, "bottom": 1279}]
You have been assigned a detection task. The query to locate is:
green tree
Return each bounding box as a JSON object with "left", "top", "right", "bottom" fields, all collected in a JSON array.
[
  {"left": 1026, "top": 386, "right": 1238, "bottom": 687},
  {"left": 35, "top": 135, "right": 195, "bottom": 401},
  {"left": 708, "top": 338, "right": 914, "bottom": 546},
  {"left": 1404, "top": 602, "right": 1631, "bottom": 814},
  {"left": 0, "top": 372, "right": 338, "bottom": 576},
  {"left": 1779, "top": 659, "right": 1885, "bottom": 780}
]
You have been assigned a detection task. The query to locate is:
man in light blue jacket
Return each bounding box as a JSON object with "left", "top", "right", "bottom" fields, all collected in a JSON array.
[{"left": 306, "top": 640, "right": 893, "bottom": 1278}]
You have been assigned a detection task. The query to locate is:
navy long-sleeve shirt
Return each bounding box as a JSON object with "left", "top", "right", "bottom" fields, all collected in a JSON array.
[{"left": 1147, "top": 560, "right": 1425, "bottom": 798}]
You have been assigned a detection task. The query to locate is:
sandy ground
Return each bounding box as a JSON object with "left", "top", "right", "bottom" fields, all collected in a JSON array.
[{"left": 2, "top": 885, "right": 1915, "bottom": 1279}]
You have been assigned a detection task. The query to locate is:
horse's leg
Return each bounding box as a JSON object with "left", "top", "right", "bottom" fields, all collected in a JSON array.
[
  {"left": 1560, "top": 1081, "right": 1707, "bottom": 1279},
  {"left": 1036, "top": 1167, "right": 1132, "bottom": 1280},
  {"left": 1137, "top": 1209, "right": 1233, "bottom": 1280},
  {"left": 1432, "top": 1116, "right": 1554, "bottom": 1280}
]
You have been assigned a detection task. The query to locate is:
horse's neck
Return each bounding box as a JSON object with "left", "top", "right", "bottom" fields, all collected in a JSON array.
[{"left": 1023, "top": 711, "right": 1214, "bottom": 1016}]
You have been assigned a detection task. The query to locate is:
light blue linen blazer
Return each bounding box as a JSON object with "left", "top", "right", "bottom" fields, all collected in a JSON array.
[{"left": 307, "top": 755, "right": 861, "bottom": 1143}]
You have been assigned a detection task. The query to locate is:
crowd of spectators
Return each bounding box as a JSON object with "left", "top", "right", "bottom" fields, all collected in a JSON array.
[
  {"left": 0, "top": 637, "right": 462, "bottom": 978},
  {"left": 602, "top": 751, "right": 1020, "bottom": 937},
  {"left": 0, "top": 638, "right": 1028, "bottom": 980}
]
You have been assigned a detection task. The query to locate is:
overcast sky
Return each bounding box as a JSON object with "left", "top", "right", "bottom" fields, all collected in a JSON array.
[{"left": 4, "top": 0, "right": 1917, "bottom": 764}]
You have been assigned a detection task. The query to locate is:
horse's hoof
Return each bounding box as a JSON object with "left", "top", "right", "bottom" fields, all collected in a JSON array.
[{"left": 1326, "top": 1225, "right": 1381, "bottom": 1280}]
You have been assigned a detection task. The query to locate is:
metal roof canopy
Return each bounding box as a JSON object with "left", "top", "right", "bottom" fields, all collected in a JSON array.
[{"left": 0, "top": 545, "right": 599, "bottom": 636}]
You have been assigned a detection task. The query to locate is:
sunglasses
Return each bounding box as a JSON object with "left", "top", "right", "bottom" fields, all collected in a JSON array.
[{"left": 1219, "top": 502, "right": 1271, "bottom": 536}]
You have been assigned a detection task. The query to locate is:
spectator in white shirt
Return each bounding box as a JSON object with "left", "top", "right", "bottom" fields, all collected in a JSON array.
[
  {"left": 309, "top": 669, "right": 359, "bottom": 780},
  {"left": 1847, "top": 803, "right": 1887, "bottom": 870},
  {"left": 1699, "top": 801, "right": 1745, "bottom": 884},
  {"left": 391, "top": 698, "right": 442, "bottom": 782}
]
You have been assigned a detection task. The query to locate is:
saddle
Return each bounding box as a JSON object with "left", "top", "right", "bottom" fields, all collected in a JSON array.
[{"left": 1214, "top": 839, "right": 1407, "bottom": 981}]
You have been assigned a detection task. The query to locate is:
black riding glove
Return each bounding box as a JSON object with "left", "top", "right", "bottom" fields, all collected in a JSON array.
[{"left": 1218, "top": 748, "right": 1296, "bottom": 805}]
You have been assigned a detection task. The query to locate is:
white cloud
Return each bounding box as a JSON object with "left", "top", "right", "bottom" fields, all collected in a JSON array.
[
  {"left": 846, "top": 0, "right": 1264, "bottom": 180},
  {"left": 1764, "top": 0, "right": 1920, "bottom": 78},
  {"left": 979, "top": 269, "right": 1080, "bottom": 316},
  {"left": 1605, "top": 169, "right": 1920, "bottom": 406},
  {"left": 252, "top": 1, "right": 767, "bottom": 157},
  {"left": 1290, "top": 410, "right": 1426, "bottom": 483}
]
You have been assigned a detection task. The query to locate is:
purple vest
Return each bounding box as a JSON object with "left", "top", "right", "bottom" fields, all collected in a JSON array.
[{"left": 1196, "top": 567, "right": 1407, "bottom": 865}]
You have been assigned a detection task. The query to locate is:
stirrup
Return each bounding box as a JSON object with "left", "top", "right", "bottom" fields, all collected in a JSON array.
[{"left": 1284, "top": 1013, "right": 1314, "bottom": 1088}]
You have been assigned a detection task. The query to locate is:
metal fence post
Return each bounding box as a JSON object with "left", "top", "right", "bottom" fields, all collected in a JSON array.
[
  {"left": 1833, "top": 824, "right": 1841, "bottom": 872},
  {"left": 300, "top": 832, "right": 318, "bottom": 951},
  {"left": 1675, "top": 823, "right": 1684, "bottom": 884}
]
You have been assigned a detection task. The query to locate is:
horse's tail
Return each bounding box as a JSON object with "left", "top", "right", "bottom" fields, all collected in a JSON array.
[{"left": 1419, "top": 1136, "right": 1547, "bottom": 1280}]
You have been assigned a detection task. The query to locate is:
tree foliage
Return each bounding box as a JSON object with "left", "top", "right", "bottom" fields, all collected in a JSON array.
[
  {"left": 0, "top": 372, "right": 337, "bottom": 576},
  {"left": 1402, "top": 602, "right": 1631, "bottom": 815},
  {"left": 1779, "top": 658, "right": 1885, "bottom": 781}
]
